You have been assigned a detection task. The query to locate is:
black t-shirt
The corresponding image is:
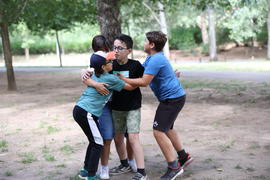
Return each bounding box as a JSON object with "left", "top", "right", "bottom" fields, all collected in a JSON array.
[{"left": 110, "top": 59, "right": 144, "bottom": 111}]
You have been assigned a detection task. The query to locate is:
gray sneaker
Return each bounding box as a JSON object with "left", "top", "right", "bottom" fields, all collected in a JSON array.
[
  {"left": 160, "top": 164, "right": 184, "bottom": 180},
  {"left": 132, "top": 172, "right": 149, "bottom": 180},
  {"left": 109, "top": 164, "right": 132, "bottom": 175}
]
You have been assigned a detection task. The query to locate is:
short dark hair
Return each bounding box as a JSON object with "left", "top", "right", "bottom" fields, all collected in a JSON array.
[
  {"left": 115, "top": 34, "right": 133, "bottom": 49},
  {"left": 92, "top": 35, "right": 110, "bottom": 52},
  {"left": 146, "top": 31, "right": 167, "bottom": 52}
]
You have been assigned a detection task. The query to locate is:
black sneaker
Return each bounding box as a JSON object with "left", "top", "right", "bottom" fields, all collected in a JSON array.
[
  {"left": 179, "top": 152, "right": 194, "bottom": 169},
  {"left": 132, "top": 172, "right": 149, "bottom": 180},
  {"left": 160, "top": 163, "right": 184, "bottom": 180},
  {"left": 109, "top": 164, "right": 132, "bottom": 175}
]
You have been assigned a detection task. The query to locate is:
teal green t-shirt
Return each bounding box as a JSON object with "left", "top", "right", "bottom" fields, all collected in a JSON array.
[{"left": 76, "top": 72, "right": 125, "bottom": 117}]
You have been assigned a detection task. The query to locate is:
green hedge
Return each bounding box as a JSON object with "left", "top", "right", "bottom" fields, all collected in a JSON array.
[
  {"left": 0, "top": 40, "right": 90, "bottom": 55},
  {"left": 169, "top": 26, "right": 202, "bottom": 50}
]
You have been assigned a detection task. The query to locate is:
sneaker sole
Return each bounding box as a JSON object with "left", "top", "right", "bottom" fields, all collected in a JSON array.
[
  {"left": 182, "top": 157, "right": 194, "bottom": 169},
  {"left": 171, "top": 168, "right": 184, "bottom": 180},
  {"left": 78, "top": 175, "right": 87, "bottom": 179},
  {"left": 110, "top": 169, "right": 132, "bottom": 176}
]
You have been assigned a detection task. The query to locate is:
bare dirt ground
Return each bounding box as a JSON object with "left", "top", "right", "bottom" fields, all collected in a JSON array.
[
  {"left": 0, "top": 68, "right": 270, "bottom": 180},
  {"left": 0, "top": 46, "right": 270, "bottom": 180}
]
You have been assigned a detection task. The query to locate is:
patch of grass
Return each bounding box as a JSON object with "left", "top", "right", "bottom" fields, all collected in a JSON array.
[
  {"left": 234, "top": 164, "right": 242, "bottom": 169},
  {"left": 56, "top": 164, "right": 66, "bottom": 168},
  {"left": 219, "top": 144, "right": 231, "bottom": 152},
  {"left": 0, "top": 140, "right": 8, "bottom": 148},
  {"left": 246, "top": 167, "right": 255, "bottom": 172},
  {"left": 42, "top": 145, "right": 50, "bottom": 154},
  {"left": 43, "top": 154, "right": 56, "bottom": 162},
  {"left": 204, "top": 158, "right": 213, "bottom": 163},
  {"left": 47, "top": 126, "right": 60, "bottom": 134},
  {"left": 173, "top": 61, "right": 270, "bottom": 72},
  {"left": 20, "top": 152, "right": 37, "bottom": 164},
  {"left": 60, "top": 145, "right": 74, "bottom": 155},
  {"left": 249, "top": 143, "right": 261, "bottom": 150},
  {"left": 38, "top": 121, "right": 48, "bottom": 128},
  {"left": 4, "top": 171, "right": 12, "bottom": 176}
]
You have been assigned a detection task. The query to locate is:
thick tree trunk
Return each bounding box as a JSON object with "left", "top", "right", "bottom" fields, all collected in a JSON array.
[
  {"left": 55, "top": 30, "right": 62, "bottom": 67},
  {"left": 158, "top": 2, "right": 170, "bottom": 59},
  {"left": 0, "top": 22, "right": 17, "bottom": 91},
  {"left": 97, "top": 0, "right": 121, "bottom": 48},
  {"left": 208, "top": 6, "right": 218, "bottom": 61},
  {"left": 267, "top": 10, "right": 270, "bottom": 59}
]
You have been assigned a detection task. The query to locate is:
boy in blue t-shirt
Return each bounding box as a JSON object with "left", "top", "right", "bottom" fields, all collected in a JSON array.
[
  {"left": 117, "top": 31, "right": 193, "bottom": 180},
  {"left": 73, "top": 51, "right": 134, "bottom": 180}
]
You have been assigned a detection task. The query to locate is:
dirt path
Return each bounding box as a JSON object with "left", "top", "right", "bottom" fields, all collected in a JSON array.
[{"left": 0, "top": 71, "right": 270, "bottom": 180}]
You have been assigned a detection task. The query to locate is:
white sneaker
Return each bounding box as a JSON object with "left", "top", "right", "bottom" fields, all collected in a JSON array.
[
  {"left": 128, "top": 159, "right": 137, "bottom": 173},
  {"left": 100, "top": 166, "right": 109, "bottom": 179}
]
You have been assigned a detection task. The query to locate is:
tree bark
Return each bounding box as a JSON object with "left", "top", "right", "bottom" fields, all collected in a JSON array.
[
  {"left": 197, "top": 13, "right": 208, "bottom": 44},
  {"left": 267, "top": 10, "right": 270, "bottom": 59},
  {"left": 96, "top": 0, "right": 121, "bottom": 48},
  {"left": 55, "top": 30, "right": 62, "bottom": 67},
  {"left": 208, "top": 6, "right": 218, "bottom": 61},
  {"left": 158, "top": 2, "right": 170, "bottom": 59},
  {"left": 24, "top": 47, "right": 29, "bottom": 60},
  {"left": 0, "top": 22, "right": 17, "bottom": 91}
]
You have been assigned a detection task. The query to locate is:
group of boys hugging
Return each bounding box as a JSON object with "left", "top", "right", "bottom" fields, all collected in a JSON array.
[{"left": 72, "top": 31, "right": 193, "bottom": 180}]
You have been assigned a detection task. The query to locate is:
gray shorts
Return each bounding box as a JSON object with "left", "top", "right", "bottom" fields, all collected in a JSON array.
[{"left": 112, "top": 108, "right": 141, "bottom": 134}]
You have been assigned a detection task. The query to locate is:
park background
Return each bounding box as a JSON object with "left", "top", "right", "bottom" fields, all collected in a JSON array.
[{"left": 1, "top": 0, "right": 270, "bottom": 180}]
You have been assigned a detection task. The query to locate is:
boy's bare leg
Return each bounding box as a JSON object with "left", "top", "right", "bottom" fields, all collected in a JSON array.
[
  {"left": 153, "top": 129, "right": 176, "bottom": 162},
  {"left": 101, "top": 139, "right": 112, "bottom": 166},
  {"left": 166, "top": 129, "right": 183, "bottom": 151},
  {"left": 126, "top": 137, "right": 134, "bottom": 160},
  {"left": 128, "top": 133, "right": 144, "bottom": 168},
  {"left": 114, "top": 133, "right": 127, "bottom": 160}
]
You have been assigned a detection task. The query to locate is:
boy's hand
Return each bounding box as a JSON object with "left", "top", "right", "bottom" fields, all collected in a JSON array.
[
  {"left": 116, "top": 72, "right": 126, "bottom": 80},
  {"left": 95, "top": 82, "right": 109, "bottom": 96},
  {"left": 174, "top": 69, "right": 181, "bottom": 78},
  {"left": 81, "top": 69, "right": 92, "bottom": 80}
]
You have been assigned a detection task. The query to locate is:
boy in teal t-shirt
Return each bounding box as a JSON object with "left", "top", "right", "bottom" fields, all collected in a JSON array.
[{"left": 73, "top": 51, "right": 134, "bottom": 180}]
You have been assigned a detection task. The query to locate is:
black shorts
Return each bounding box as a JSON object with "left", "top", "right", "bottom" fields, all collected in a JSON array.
[{"left": 153, "top": 95, "right": 186, "bottom": 132}]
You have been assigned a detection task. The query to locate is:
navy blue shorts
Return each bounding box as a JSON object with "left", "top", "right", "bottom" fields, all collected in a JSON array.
[{"left": 153, "top": 95, "right": 186, "bottom": 132}]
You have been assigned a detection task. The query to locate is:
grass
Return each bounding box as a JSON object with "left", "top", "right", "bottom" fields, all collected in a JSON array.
[
  {"left": 47, "top": 126, "right": 60, "bottom": 134},
  {"left": 20, "top": 152, "right": 37, "bottom": 164},
  {"left": 235, "top": 164, "right": 243, "bottom": 169},
  {"left": 60, "top": 145, "right": 74, "bottom": 155},
  {"left": 173, "top": 60, "right": 270, "bottom": 72},
  {"left": 43, "top": 154, "right": 56, "bottom": 161},
  {"left": 0, "top": 140, "right": 8, "bottom": 148},
  {"left": 4, "top": 171, "right": 13, "bottom": 176}
]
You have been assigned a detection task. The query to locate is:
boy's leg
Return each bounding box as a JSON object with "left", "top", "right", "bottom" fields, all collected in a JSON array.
[
  {"left": 101, "top": 139, "right": 112, "bottom": 166},
  {"left": 73, "top": 106, "right": 103, "bottom": 177},
  {"left": 153, "top": 130, "right": 176, "bottom": 162},
  {"left": 126, "top": 136, "right": 137, "bottom": 172},
  {"left": 110, "top": 110, "right": 131, "bottom": 175},
  {"left": 165, "top": 129, "right": 183, "bottom": 152}
]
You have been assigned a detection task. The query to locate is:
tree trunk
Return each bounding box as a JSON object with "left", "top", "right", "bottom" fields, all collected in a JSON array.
[
  {"left": 97, "top": 0, "right": 121, "bottom": 48},
  {"left": 0, "top": 22, "right": 17, "bottom": 91},
  {"left": 197, "top": 13, "right": 208, "bottom": 44},
  {"left": 24, "top": 47, "right": 29, "bottom": 60},
  {"left": 158, "top": 2, "right": 170, "bottom": 59},
  {"left": 267, "top": 10, "right": 270, "bottom": 60},
  {"left": 208, "top": 6, "right": 218, "bottom": 61},
  {"left": 55, "top": 30, "right": 62, "bottom": 67}
]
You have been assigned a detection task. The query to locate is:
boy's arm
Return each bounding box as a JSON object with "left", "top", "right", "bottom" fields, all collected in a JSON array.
[
  {"left": 81, "top": 68, "right": 109, "bottom": 95},
  {"left": 117, "top": 73, "right": 154, "bottom": 87},
  {"left": 123, "top": 83, "right": 138, "bottom": 91}
]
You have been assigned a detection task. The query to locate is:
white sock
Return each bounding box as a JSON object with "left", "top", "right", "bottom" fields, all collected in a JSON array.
[
  {"left": 128, "top": 159, "right": 137, "bottom": 172},
  {"left": 101, "top": 165, "right": 108, "bottom": 171}
]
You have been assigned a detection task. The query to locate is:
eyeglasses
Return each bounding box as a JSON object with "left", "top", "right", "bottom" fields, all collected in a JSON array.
[
  {"left": 113, "top": 46, "right": 127, "bottom": 51},
  {"left": 105, "top": 60, "right": 113, "bottom": 64}
]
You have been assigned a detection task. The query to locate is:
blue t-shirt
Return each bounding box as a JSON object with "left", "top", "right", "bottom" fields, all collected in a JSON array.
[
  {"left": 143, "top": 52, "right": 185, "bottom": 100},
  {"left": 76, "top": 72, "right": 125, "bottom": 117}
]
